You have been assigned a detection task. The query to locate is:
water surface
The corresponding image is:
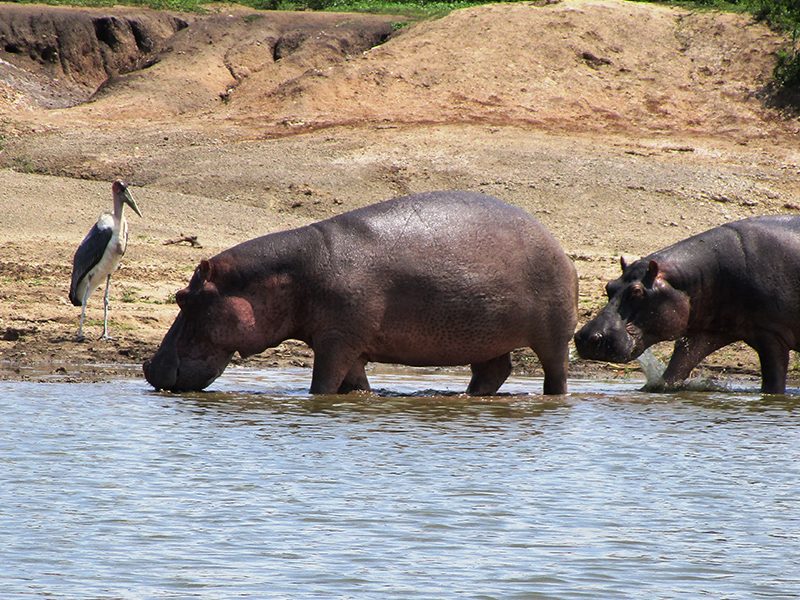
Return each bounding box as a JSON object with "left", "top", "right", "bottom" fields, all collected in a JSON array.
[{"left": 2, "top": 368, "right": 799, "bottom": 599}]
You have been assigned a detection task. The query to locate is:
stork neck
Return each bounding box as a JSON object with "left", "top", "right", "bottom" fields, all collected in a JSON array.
[{"left": 113, "top": 195, "right": 126, "bottom": 220}]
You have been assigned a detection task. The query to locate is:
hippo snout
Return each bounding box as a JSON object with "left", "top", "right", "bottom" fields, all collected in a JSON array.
[
  {"left": 574, "top": 326, "right": 607, "bottom": 360},
  {"left": 144, "top": 350, "right": 227, "bottom": 392},
  {"left": 143, "top": 338, "right": 180, "bottom": 391},
  {"left": 144, "top": 343, "right": 229, "bottom": 392},
  {"left": 144, "top": 313, "right": 234, "bottom": 392},
  {"left": 144, "top": 313, "right": 183, "bottom": 390},
  {"left": 143, "top": 355, "right": 177, "bottom": 391},
  {"left": 574, "top": 320, "right": 639, "bottom": 363},
  {"left": 573, "top": 328, "right": 602, "bottom": 355}
]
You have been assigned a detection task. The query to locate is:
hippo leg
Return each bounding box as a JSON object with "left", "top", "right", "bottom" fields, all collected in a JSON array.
[
  {"left": 752, "top": 333, "right": 790, "bottom": 394},
  {"left": 467, "top": 353, "right": 512, "bottom": 396},
  {"left": 337, "top": 360, "right": 371, "bottom": 394},
  {"left": 310, "top": 333, "right": 365, "bottom": 395},
  {"left": 663, "top": 333, "right": 732, "bottom": 389},
  {"left": 535, "top": 342, "right": 570, "bottom": 395}
]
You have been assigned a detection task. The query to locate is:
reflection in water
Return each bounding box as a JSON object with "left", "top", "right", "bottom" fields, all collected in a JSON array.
[
  {"left": 1, "top": 369, "right": 799, "bottom": 600},
  {"left": 178, "top": 367, "right": 577, "bottom": 425},
  {"left": 188, "top": 395, "right": 570, "bottom": 428}
]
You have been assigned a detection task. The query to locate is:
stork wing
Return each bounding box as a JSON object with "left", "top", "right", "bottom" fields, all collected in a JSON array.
[{"left": 69, "top": 223, "right": 113, "bottom": 306}]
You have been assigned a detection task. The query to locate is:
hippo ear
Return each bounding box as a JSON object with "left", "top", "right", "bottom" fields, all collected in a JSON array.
[
  {"left": 620, "top": 254, "right": 640, "bottom": 271},
  {"left": 198, "top": 259, "right": 214, "bottom": 282},
  {"left": 646, "top": 260, "right": 660, "bottom": 281}
]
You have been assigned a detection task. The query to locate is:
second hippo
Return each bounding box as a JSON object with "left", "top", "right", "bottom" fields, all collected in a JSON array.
[
  {"left": 144, "top": 191, "right": 578, "bottom": 395},
  {"left": 575, "top": 214, "right": 800, "bottom": 394}
]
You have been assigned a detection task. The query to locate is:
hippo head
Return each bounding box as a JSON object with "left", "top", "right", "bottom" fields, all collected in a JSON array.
[
  {"left": 574, "top": 257, "right": 690, "bottom": 363},
  {"left": 144, "top": 257, "right": 290, "bottom": 392}
]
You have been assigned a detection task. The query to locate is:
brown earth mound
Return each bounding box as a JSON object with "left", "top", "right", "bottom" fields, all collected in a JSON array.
[
  {"left": 0, "top": 5, "right": 191, "bottom": 109},
  {"left": 2, "top": 0, "right": 794, "bottom": 135},
  {"left": 0, "top": 0, "right": 798, "bottom": 387}
]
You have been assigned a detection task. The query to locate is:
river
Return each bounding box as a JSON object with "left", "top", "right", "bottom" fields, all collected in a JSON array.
[{"left": 2, "top": 367, "right": 799, "bottom": 599}]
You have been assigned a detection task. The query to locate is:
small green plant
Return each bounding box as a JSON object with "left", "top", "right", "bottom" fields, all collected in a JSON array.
[
  {"left": 119, "top": 285, "right": 139, "bottom": 303},
  {"left": 12, "top": 155, "right": 34, "bottom": 174},
  {"left": 242, "top": 12, "right": 265, "bottom": 23}
]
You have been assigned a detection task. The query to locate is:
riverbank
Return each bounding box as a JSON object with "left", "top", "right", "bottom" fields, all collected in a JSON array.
[{"left": 1, "top": 0, "right": 798, "bottom": 389}]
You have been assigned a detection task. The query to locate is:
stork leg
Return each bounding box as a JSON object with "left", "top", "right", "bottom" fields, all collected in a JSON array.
[
  {"left": 101, "top": 274, "right": 113, "bottom": 340},
  {"left": 75, "top": 275, "right": 92, "bottom": 342}
]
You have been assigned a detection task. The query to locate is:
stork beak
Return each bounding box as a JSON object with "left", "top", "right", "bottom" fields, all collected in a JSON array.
[{"left": 124, "top": 187, "right": 143, "bottom": 218}]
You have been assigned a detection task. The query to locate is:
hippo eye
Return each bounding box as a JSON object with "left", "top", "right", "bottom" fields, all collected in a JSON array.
[{"left": 629, "top": 284, "right": 645, "bottom": 300}]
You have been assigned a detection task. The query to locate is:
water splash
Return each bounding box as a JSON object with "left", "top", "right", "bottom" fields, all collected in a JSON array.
[
  {"left": 637, "top": 348, "right": 666, "bottom": 389},
  {"left": 637, "top": 348, "right": 728, "bottom": 392}
]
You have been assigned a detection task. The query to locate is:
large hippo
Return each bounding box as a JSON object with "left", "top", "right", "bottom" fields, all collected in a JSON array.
[
  {"left": 574, "top": 214, "right": 800, "bottom": 394},
  {"left": 144, "top": 191, "right": 578, "bottom": 395}
]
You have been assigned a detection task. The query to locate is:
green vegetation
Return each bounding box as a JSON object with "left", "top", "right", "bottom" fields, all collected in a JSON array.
[
  {"left": 667, "top": 0, "right": 799, "bottom": 93},
  {"left": 119, "top": 285, "right": 138, "bottom": 303},
  {"left": 762, "top": 0, "right": 800, "bottom": 90},
  {"left": 6, "top": 0, "right": 490, "bottom": 15},
  {"left": 85, "top": 318, "right": 137, "bottom": 330},
  {"left": 224, "top": 0, "right": 496, "bottom": 17}
]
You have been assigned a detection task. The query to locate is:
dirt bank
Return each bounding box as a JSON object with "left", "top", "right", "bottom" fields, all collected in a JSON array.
[{"left": 1, "top": 0, "right": 798, "bottom": 388}]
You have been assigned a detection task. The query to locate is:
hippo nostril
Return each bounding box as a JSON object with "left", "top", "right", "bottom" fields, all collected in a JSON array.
[{"left": 575, "top": 328, "right": 597, "bottom": 345}]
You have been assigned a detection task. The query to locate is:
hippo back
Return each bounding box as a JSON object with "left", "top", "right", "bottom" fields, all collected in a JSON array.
[
  {"left": 648, "top": 214, "right": 800, "bottom": 318},
  {"left": 301, "top": 191, "right": 576, "bottom": 366}
]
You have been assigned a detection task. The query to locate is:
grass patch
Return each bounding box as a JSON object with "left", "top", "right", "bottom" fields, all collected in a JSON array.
[
  {"left": 84, "top": 319, "right": 136, "bottom": 330},
  {"left": 321, "top": 0, "right": 488, "bottom": 18},
  {"left": 118, "top": 285, "right": 139, "bottom": 303}
]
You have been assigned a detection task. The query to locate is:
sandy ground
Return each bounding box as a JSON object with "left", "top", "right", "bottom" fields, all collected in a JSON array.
[{"left": 1, "top": 0, "right": 799, "bottom": 388}]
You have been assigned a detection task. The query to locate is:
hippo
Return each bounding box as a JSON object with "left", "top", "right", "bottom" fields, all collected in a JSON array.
[
  {"left": 574, "top": 214, "right": 800, "bottom": 394},
  {"left": 144, "top": 191, "right": 578, "bottom": 395}
]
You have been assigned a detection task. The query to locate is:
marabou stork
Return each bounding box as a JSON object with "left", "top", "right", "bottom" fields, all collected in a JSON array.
[{"left": 69, "top": 180, "right": 143, "bottom": 341}]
